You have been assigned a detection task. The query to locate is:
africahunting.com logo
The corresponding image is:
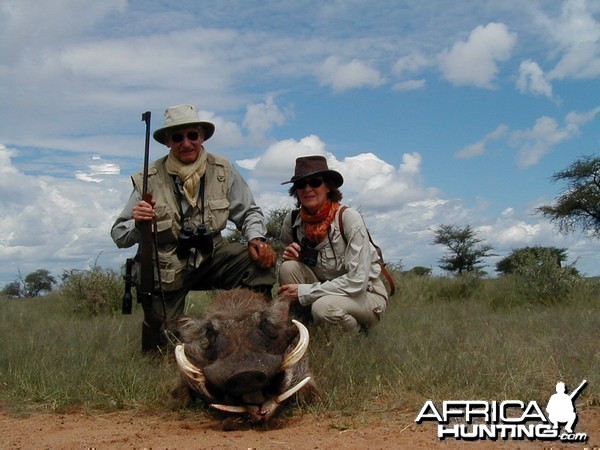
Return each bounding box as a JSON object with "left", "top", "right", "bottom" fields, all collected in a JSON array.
[{"left": 415, "top": 380, "right": 588, "bottom": 443}]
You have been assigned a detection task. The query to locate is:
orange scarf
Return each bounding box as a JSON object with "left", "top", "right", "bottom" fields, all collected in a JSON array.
[{"left": 300, "top": 200, "right": 340, "bottom": 244}]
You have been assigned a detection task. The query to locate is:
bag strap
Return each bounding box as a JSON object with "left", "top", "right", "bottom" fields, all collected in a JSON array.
[
  {"left": 337, "top": 206, "right": 396, "bottom": 297},
  {"left": 291, "top": 208, "right": 300, "bottom": 243}
]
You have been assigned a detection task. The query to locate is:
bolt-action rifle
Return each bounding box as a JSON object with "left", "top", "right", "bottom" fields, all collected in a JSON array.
[
  {"left": 137, "top": 111, "right": 155, "bottom": 307},
  {"left": 122, "top": 111, "right": 154, "bottom": 314}
]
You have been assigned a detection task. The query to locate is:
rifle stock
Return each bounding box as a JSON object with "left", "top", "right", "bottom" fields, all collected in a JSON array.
[{"left": 137, "top": 111, "right": 154, "bottom": 305}]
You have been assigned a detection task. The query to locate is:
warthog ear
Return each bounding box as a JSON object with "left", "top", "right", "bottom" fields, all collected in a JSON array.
[
  {"left": 174, "top": 316, "right": 200, "bottom": 342},
  {"left": 175, "top": 316, "right": 216, "bottom": 345}
]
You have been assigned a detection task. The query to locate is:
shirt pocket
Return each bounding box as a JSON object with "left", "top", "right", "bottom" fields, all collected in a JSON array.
[
  {"left": 319, "top": 245, "right": 342, "bottom": 274},
  {"left": 157, "top": 248, "right": 185, "bottom": 291},
  {"left": 207, "top": 198, "right": 230, "bottom": 232},
  {"left": 154, "top": 205, "right": 178, "bottom": 245}
]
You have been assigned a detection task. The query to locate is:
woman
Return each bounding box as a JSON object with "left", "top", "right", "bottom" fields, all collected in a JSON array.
[{"left": 278, "top": 155, "right": 387, "bottom": 332}]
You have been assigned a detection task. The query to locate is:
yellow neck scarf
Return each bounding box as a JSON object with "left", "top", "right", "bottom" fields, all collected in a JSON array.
[{"left": 165, "top": 149, "right": 208, "bottom": 208}]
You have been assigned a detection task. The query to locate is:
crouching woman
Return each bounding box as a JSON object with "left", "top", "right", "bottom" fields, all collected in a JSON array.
[{"left": 278, "top": 155, "right": 387, "bottom": 332}]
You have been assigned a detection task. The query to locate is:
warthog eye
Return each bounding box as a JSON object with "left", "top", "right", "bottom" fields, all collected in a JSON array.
[{"left": 259, "top": 314, "right": 281, "bottom": 340}]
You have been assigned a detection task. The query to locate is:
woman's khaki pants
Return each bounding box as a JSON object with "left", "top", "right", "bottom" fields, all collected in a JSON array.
[{"left": 279, "top": 260, "right": 386, "bottom": 332}]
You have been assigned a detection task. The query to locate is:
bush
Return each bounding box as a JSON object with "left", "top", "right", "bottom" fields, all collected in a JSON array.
[
  {"left": 60, "top": 265, "right": 124, "bottom": 316},
  {"left": 508, "top": 252, "right": 581, "bottom": 305}
]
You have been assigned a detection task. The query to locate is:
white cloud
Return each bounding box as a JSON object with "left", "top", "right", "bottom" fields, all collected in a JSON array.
[
  {"left": 252, "top": 135, "right": 328, "bottom": 183},
  {"left": 457, "top": 107, "right": 599, "bottom": 167},
  {"left": 541, "top": 0, "right": 600, "bottom": 80},
  {"left": 393, "top": 52, "right": 430, "bottom": 75},
  {"left": 438, "top": 22, "right": 517, "bottom": 88},
  {"left": 0, "top": 145, "right": 19, "bottom": 174},
  {"left": 565, "top": 106, "right": 600, "bottom": 127},
  {"left": 511, "top": 116, "right": 579, "bottom": 168},
  {"left": 0, "top": 0, "right": 127, "bottom": 65},
  {"left": 0, "top": 144, "right": 132, "bottom": 283},
  {"left": 516, "top": 60, "right": 553, "bottom": 97},
  {"left": 455, "top": 142, "right": 486, "bottom": 159},
  {"left": 242, "top": 96, "right": 287, "bottom": 139},
  {"left": 317, "top": 56, "right": 384, "bottom": 91},
  {"left": 336, "top": 152, "right": 440, "bottom": 211},
  {"left": 248, "top": 140, "right": 439, "bottom": 215},
  {"left": 455, "top": 125, "right": 508, "bottom": 159}
]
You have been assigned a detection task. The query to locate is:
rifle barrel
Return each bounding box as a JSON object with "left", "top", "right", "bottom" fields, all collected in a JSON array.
[
  {"left": 569, "top": 379, "right": 587, "bottom": 400},
  {"left": 138, "top": 111, "right": 154, "bottom": 300}
]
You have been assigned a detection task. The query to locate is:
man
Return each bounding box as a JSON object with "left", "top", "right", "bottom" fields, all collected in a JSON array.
[{"left": 111, "top": 104, "right": 276, "bottom": 352}]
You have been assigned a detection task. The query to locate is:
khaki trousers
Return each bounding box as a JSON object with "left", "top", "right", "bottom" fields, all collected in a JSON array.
[{"left": 279, "top": 260, "right": 386, "bottom": 332}]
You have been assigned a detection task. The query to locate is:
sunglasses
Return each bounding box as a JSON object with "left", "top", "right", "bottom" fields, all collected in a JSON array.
[
  {"left": 170, "top": 131, "right": 200, "bottom": 143},
  {"left": 293, "top": 177, "right": 324, "bottom": 190}
]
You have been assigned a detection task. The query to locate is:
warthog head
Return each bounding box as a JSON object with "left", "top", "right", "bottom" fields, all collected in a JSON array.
[{"left": 171, "top": 289, "right": 317, "bottom": 423}]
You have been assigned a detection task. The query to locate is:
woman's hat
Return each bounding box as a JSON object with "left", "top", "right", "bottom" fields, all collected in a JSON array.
[
  {"left": 282, "top": 155, "right": 343, "bottom": 187},
  {"left": 153, "top": 104, "right": 215, "bottom": 145}
]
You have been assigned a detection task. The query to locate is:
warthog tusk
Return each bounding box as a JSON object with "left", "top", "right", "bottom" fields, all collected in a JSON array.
[
  {"left": 280, "top": 319, "right": 309, "bottom": 370},
  {"left": 275, "top": 376, "right": 312, "bottom": 404},
  {"left": 210, "top": 404, "right": 249, "bottom": 414},
  {"left": 174, "top": 344, "right": 215, "bottom": 401}
]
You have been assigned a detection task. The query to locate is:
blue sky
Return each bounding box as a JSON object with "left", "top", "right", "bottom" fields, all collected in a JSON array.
[{"left": 1, "top": 0, "right": 599, "bottom": 285}]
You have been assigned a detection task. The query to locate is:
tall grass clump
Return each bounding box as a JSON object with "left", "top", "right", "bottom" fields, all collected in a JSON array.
[{"left": 60, "top": 265, "right": 124, "bottom": 316}]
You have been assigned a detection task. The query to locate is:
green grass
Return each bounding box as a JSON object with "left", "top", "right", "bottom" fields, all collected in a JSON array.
[{"left": 0, "top": 275, "right": 598, "bottom": 420}]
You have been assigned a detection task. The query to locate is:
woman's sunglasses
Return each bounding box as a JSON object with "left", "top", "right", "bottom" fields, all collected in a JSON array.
[
  {"left": 170, "top": 131, "right": 200, "bottom": 143},
  {"left": 293, "top": 177, "right": 324, "bottom": 190}
]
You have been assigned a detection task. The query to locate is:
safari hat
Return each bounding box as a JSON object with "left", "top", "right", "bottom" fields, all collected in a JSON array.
[
  {"left": 282, "top": 155, "right": 343, "bottom": 187},
  {"left": 153, "top": 104, "right": 215, "bottom": 145}
]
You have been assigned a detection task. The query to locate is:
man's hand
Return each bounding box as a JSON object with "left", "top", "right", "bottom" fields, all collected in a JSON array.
[
  {"left": 133, "top": 199, "right": 156, "bottom": 223},
  {"left": 248, "top": 239, "right": 277, "bottom": 268}
]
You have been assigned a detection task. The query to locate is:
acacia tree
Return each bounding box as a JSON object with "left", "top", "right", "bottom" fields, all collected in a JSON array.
[
  {"left": 1, "top": 281, "right": 23, "bottom": 298},
  {"left": 495, "top": 246, "right": 569, "bottom": 275},
  {"left": 23, "top": 269, "right": 56, "bottom": 297},
  {"left": 1, "top": 269, "right": 56, "bottom": 298},
  {"left": 536, "top": 155, "right": 600, "bottom": 237},
  {"left": 432, "top": 224, "right": 494, "bottom": 275}
]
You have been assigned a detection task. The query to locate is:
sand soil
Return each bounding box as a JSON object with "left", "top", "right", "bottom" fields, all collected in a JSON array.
[{"left": 1, "top": 407, "right": 598, "bottom": 449}]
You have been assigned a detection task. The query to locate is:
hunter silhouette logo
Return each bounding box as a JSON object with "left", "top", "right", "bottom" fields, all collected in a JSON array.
[
  {"left": 415, "top": 380, "right": 589, "bottom": 442},
  {"left": 546, "top": 380, "right": 587, "bottom": 434}
]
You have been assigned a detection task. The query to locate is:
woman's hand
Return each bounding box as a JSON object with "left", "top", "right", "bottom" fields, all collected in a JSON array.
[
  {"left": 278, "top": 284, "right": 299, "bottom": 303},
  {"left": 282, "top": 242, "right": 302, "bottom": 261}
]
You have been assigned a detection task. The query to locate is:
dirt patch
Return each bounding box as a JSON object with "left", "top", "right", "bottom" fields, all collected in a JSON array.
[{"left": 1, "top": 408, "right": 598, "bottom": 449}]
